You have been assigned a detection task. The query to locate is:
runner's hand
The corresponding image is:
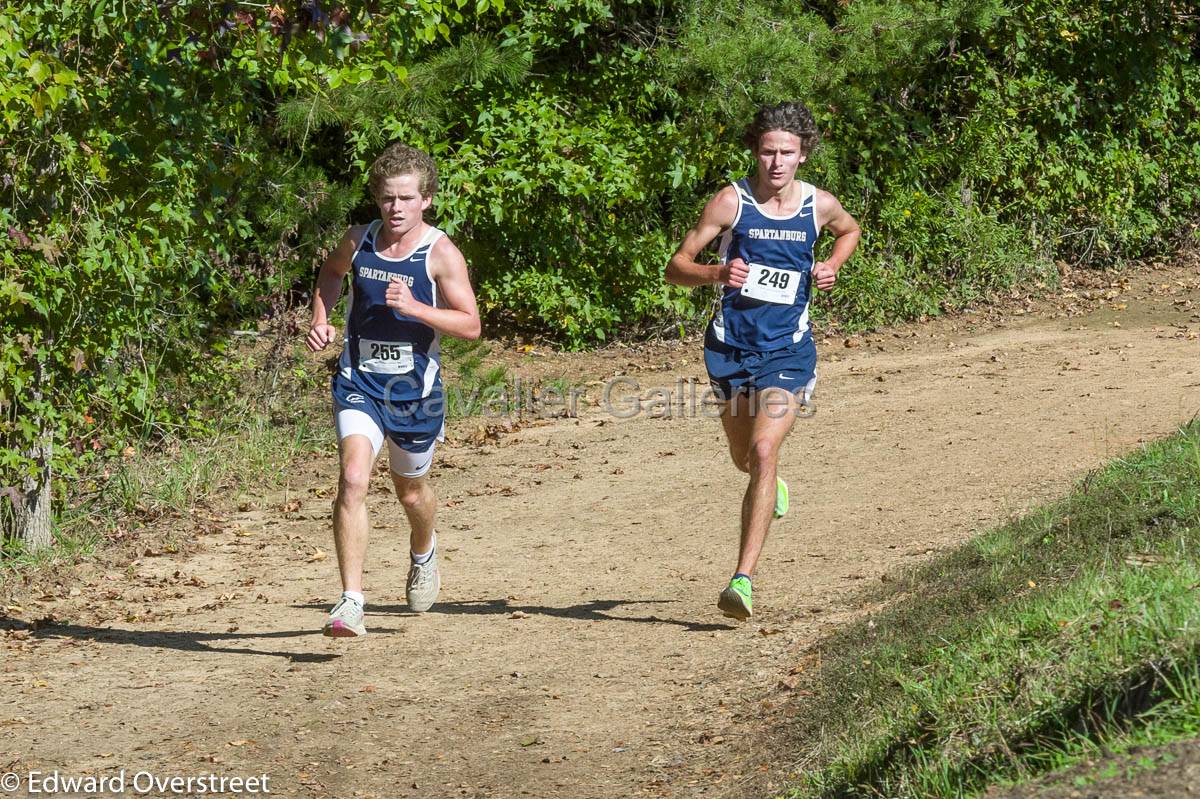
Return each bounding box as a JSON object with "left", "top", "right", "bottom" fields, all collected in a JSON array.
[
  {"left": 306, "top": 323, "right": 337, "bottom": 352},
  {"left": 721, "top": 258, "right": 750, "bottom": 289},
  {"left": 812, "top": 261, "right": 837, "bottom": 291},
  {"left": 386, "top": 277, "right": 418, "bottom": 315}
]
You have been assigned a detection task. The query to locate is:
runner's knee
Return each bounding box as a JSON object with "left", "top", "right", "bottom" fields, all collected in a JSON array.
[
  {"left": 748, "top": 438, "right": 780, "bottom": 473},
  {"left": 337, "top": 466, "right": 371, "bottom": 506},
  {"left": 394, "top": 479, "right": 428, "bottom": 510}
]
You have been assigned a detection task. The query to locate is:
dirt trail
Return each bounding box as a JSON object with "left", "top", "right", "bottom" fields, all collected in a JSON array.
[{"left": 3, "top": 265, "right": 1199, "bottom": 799}]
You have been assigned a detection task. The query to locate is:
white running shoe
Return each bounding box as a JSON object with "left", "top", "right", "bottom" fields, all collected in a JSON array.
[
  {"left": 406, "top": 548, "right": 440, "bottom": 613},
  {"left": 323, "top": 595, "right": 367, "bottom": 637}
]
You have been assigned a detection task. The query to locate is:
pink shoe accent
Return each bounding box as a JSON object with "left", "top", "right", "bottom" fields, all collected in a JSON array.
[{"left": 326, "top": 620, "right": 360, "bottom": 638}]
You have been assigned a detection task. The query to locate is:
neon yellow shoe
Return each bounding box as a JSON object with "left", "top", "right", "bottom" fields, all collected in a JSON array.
[
  {"left": 774, "top": 477, "right": 789, "bottom": 519},
  {"left": 717, "top": 575, "right": 753, "bottom": 620}
]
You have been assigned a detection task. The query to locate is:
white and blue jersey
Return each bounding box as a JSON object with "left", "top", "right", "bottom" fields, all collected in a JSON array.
[
  {"left": 337, "top": 220, "right": 443, "bottom": 402},
  {"left": 708, "top": 178, "right": 821, "bottom": 352}
]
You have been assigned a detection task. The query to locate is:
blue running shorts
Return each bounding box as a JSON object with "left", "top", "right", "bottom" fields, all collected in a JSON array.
[
  {"left": 704, "top": 333, "right": 817, "bottom": 402},
  {"left": 331, "top": 371, "right": 445, "bottom": 477}
]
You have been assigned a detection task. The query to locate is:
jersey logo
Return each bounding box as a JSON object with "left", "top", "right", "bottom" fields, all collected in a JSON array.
[
  {"left": 346, "top": 393, "right": 365, "bottom": 404},
  {"left": 358, "top": 265, "right": 415, "bottom": 285},
  {"left": 747, "top": 228, "right": 808, "bottom": 242}
]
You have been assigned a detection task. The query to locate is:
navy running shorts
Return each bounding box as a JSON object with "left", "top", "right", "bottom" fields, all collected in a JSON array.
[{"left": 703, "top": 333, "right": 817, "bottom": 402}]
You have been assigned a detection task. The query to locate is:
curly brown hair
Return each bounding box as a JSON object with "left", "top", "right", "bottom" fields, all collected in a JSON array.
[
  {"left": 368, "top": 142, "right": 438, "bottom": 199},
  {"left": 743, "top": 102, "right": 820, "bottom": 154}
]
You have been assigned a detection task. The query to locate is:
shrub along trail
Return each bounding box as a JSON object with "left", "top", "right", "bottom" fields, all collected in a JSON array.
[{"left": 2, "top": 263, "right": 1199, "bottom": 799}]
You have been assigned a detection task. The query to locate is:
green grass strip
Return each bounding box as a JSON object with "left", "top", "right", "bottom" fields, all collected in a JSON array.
[{"left": 786, "top": 419, "right": 1200, "bottom": 798}]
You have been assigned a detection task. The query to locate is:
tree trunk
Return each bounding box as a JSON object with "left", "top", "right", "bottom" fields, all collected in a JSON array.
[
  {"left": 16, "top": 436, "right": 53, "bottom": 551},
  {"left": 4, "top": 354, "right": 53, "bottom": 552}
]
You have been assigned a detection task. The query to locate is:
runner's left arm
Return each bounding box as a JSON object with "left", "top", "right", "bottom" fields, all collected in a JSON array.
[
  {"left": 384, "top": 236, "right": 482, "bottom": 340},
  {"left": 812, "top": 190, "right": 861, "bottom": 291}
]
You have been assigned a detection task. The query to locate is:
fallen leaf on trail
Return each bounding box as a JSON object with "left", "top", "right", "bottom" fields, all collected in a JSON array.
[
  {"left": 758, "top": 627, "right": 783, "bottom": 636},
  {"left": 509, "top": 611, "right": 530, "bottom": 619},
  {"left": 279, "top": 499, "right": 302, "bottom": 514},
  {"left": 308, "top": 548, "right": 327, "bottom": 563},
  {"left": 227, "top": 740, "right": 254, "bottom": 747},
  {"left": 520, "top": 735, "right": 541, "bottom": 747}
]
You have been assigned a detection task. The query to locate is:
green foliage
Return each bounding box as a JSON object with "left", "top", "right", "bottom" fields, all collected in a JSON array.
[
  {"left": 0, "top": 0, "right": 361, "bottom": 518},
  {"left": 272, "top": 0, "right": 1198, "bottom": 345},
  {"left": 278, "top": 1, "right": 702, "bottom": 348}
]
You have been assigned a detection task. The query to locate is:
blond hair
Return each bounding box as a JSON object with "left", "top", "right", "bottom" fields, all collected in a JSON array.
[{"left": 368, "top": 142, "right": 438, "bottom": 198}]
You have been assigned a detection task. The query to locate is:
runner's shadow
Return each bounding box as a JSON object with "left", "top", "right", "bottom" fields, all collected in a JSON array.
[
  {"left": 21, "top": 621, "right": 359, "bottom": 662},
  {"left": 294, "top": 599, "right": 736, "bottom": 633}
]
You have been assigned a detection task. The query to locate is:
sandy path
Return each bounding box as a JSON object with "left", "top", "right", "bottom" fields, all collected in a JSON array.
[{"left": 2, "top": 266, "right": 1198, "bottom": 799}]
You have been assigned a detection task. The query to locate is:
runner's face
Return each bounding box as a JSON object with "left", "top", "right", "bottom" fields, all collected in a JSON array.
[
  {"left": 374, "top": 173, "right": 432, "bottom": 238},
  {"left": 753, "top": 130, "right": 806, "bottom": 191}
]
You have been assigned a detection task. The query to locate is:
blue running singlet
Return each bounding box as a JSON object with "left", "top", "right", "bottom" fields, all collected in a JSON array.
[
  {"left": 708, "top": 178, "right": 822, "bottom": 352},
  {"left": 336, "top": 220, "right": 443, "bottom": 402}
]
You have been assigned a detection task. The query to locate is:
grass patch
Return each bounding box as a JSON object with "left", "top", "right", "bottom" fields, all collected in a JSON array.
[
  {"left": 97, "top": 413, "right": 324, "bottom": 518},
  {"left": 1, "top": 411, "right": 325, "bottom": 577},
  {"left": 442, "top": 337, "right": 513, "bottom": 419},
  {"left": 785, "top": 419, "right": 1200, "bottom": 797}
]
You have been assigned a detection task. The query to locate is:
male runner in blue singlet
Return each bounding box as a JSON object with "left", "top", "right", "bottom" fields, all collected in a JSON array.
[
  {"left": 307, "top": 143, "right": 481, "bottom": 636},
  {"left": 666, "top": 102, "right": 861, "bottom": 620}
]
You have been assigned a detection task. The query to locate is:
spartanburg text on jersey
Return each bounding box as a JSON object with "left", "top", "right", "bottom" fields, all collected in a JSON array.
[
  {"left": 337, "top": 220, "right": 443, "bottom": 402},
  {"left": 709, "top": 178, "right": 822, "bottom": 352}
]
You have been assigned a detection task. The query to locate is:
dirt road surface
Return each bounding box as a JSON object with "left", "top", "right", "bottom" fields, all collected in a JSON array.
[{"left": 3, "top": 264, "right": 1199, "bottom": 799}]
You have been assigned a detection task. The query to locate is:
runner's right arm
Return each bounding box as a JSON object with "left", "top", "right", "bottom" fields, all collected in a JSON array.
[
  {"left": 665, "top": 186, "right": 748, "bottom": 289},
  {"left": 307, "top": 226, "right": 365, "bottom": 352}
]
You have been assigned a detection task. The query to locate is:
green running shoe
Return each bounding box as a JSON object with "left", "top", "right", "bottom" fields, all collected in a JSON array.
[
  {"left": 718, "top": 575, "right": 753, "bottom": 620},
  {"left": 774, "top": 477, "right": 789, "bottom": 519}
]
